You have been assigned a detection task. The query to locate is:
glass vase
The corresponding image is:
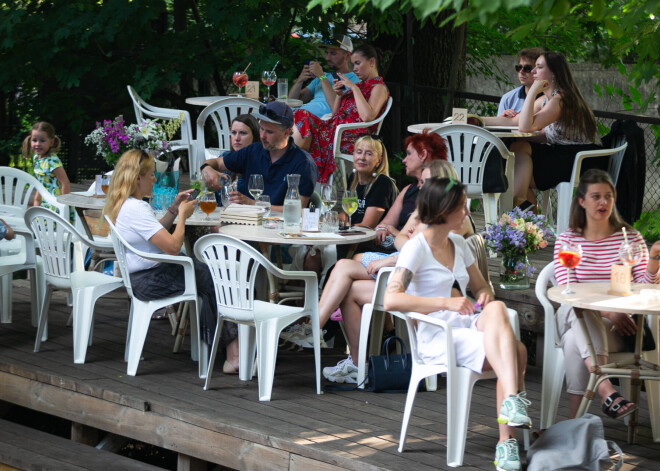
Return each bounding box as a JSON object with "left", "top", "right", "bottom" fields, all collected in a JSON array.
[{"left": 499, "top": 253, "right": 530, "bottom": 290}]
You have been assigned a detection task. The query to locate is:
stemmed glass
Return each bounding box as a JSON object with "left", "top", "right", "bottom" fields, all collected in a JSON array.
[
  {"left": 557, "top": 242, "right": 583, "bottom": 294},
  {"left": 248, "top": 174, "right": 264, "bottom": 200},
  {"left": 341, "top": 189, "right": 358, "bottom": 230},
  {"left": 232, "top": 71, "right": 249, "bottom": 96},
  {"left": 320, "top": 183, "right": 336, "bottom": 227},
  {"left": 262, "top": 70, "right": 277, "bottom": 100},
  {"left": 619, "top": 241, "right": 642, "bottom": 267},
  {"left": 199, "top": 191, "right": 216, "bottom": 221}
]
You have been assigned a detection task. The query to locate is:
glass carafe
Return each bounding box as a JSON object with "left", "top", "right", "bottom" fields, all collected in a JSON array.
[{"left": 283, "top": 174, "right": 302, "bottom": 230}]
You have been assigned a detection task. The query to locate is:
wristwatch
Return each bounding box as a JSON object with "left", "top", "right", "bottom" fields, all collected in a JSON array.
[
  {"left": 199, "top": 163, "right": 211, "bottom": 172},
  {"left": 651, "top": 254, "right": 660, "bottom": 260}
]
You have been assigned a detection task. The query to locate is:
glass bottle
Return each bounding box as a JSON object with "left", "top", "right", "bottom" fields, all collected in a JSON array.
[{"left": 283, "top": 174, "right": 302, "bottom": 230}]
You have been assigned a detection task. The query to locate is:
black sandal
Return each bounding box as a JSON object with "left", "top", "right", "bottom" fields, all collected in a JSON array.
[{"left": 602, "top": 392, "right": 638, "bottom": 419}]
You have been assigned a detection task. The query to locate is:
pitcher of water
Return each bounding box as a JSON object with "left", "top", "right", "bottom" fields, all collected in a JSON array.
[{"left": 283, "top": 174, "right": 302, "bottom": 230}]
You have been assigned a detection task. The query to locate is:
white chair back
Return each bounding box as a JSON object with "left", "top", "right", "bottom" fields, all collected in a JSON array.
[
  {"left": 193, "top": 97, "right": 261, "bottom": 174},
  {"left": 0, "top": 166, "right": 67, "bottom": 216}
]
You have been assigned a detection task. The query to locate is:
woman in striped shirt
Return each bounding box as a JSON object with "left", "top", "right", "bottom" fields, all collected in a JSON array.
[{"left": 553, "top": 169, "right": 660, "bottom": 419}]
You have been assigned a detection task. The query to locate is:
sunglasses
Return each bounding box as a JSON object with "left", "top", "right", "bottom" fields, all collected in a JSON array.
[
  {"left": 258, "top": 105, "right": 292, "bottom": 127},
  {"left": 357, "top": 133, "right": 383, "bottom": 142},
  {"left": 515, "top": 64, "right": 533, "bottom": 73},
  {"left": 139, "top": 150, "right": 150, "bottom": 163}
]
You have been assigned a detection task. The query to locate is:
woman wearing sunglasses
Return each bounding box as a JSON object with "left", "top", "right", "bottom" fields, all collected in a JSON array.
[
  {"left": 292, "top": 43, "right": 389, "bottom": 183},
  {"left": 484, "top": 51, "right": 601, "bottom": 212}
]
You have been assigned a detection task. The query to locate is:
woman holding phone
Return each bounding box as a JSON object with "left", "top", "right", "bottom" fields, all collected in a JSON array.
[{"left": 292, "top": 43, "right": 390, "bottom": 183}]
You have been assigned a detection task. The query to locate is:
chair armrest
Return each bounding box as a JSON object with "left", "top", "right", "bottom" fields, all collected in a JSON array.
[{"left": 332, "top": 118, "right": 383, "bottom": 153}]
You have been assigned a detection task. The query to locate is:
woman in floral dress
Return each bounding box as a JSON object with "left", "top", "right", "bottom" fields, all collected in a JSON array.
[{"left": 293, "top": 43, "right": 390, "bottom": 183}]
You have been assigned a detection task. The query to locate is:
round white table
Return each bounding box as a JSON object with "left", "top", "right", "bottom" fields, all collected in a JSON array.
[
  {"left": 547, "top": 282, "right": 660, "bottom": 443},
  {"left": 407, "top": 122, "right": 540, "bottom": 138},
  {"left": 185, "top": 96, "right": 303, "bottom": 108}
]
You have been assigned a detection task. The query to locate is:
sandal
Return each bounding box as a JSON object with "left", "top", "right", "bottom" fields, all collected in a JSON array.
[{"left": 602, "top": 392, "right": 637, "bottom": 419}]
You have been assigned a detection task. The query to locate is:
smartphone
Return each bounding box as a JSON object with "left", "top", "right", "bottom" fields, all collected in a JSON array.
[
  {"left": 330, "top": 72, "right": 346, "bottom": 92},
  {"left": 304, "top": 59, "right": 312, "bottom": 65},
  {"left": 187, "top": 189, "right": 201, "bottom": 201}
]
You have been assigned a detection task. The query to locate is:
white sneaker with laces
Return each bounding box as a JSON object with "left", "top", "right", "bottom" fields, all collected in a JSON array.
[
  {"left": 298, "top": 329, "right": 333, "bottom": 348},
  {"left": 288, "top": 323, "right": 313, "bottom": 346},
  {"left": 323, "top": 356, "right": 358, "bottom": 384},
  {"left": 280, "top": 323, "right": 306, "bottom": 342}
]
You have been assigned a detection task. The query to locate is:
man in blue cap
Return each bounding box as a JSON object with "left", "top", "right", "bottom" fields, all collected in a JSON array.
[{"left": 200, "top": 101, "right": 317, "bottom": 210}]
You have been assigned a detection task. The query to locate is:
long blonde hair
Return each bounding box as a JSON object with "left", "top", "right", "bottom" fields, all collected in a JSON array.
[
  {"left": 102, "top": 149, "right": 153, "bottom": 223},
  {"left": 349, "top": 134, "right": 390, "bottom": 195}
]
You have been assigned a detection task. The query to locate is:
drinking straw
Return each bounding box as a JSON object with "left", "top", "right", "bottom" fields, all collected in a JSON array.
[
  {"left": 270, "top": 61, "right": 279, "bottom": 74},
  {"left": 622, "top": 226, "right": 629, "bottom": 245},
  {"left": 242, "top": 62, "right": 251, "bottom": 74}
]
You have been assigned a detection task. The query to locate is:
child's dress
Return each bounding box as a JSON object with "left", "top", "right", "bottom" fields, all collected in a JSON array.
[{"left": 32, "top": 154, "right": 74, "bottom": 221}]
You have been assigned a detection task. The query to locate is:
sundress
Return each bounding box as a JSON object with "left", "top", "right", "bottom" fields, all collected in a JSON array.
[
  {"left": 294, "top": 77, "right": 389, "bottom": 183},
  {"left": 32, "top": 154, "right": 74, "bottom": 221}
]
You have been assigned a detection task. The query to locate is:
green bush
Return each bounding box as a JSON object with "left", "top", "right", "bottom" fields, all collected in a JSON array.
[{"left": 634, "top": 206, "right": 660, "bottom": 243}]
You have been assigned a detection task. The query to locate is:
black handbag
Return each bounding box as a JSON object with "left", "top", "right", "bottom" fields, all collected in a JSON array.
[
  {"left": 366, "top": 336, "right": 412, "bottom": 393},
  {"left": 621, "top": 314, "right": 656, "bottom": 353}
]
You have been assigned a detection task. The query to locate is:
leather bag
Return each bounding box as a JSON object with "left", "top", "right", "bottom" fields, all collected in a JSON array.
[{"left": 366, "top": 336, "right": 412, "bottom": 393}]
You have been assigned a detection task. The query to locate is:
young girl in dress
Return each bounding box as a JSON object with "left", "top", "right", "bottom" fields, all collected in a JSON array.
[{"left": 22, "top": 122, "right": 71, "bottom": 216}]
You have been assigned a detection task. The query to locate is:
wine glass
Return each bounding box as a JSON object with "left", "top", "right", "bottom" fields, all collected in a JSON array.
[
  {"left": 248, "top": 174, "right": 264, "bottom": 200},
  {"left": 557, "top": 242, "right": 583, "bottom": 294},
  {"left": 232, "top": 71, "right": 249, "bottom": 96},
  {"left": 199, "top": 192, "right": 216, "bottom": 221},
  {"left": 320, "top": 183, "right": 336, "bottom": 213},
  {"left": 256, "top": 195, "right": 271, "bottom": 218},
  {"left": 262, "top": 70, "right": 277, "bottom": 100},
  {"left": 341, "top": 190, "right": 358, "bottom": 230},
  {"left": 619, "top": 241, "right": 642, "bottom": 267}
]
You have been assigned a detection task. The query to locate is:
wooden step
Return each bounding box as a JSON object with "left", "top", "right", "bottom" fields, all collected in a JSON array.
[{"left": 0, "top": 418, "right": 164, "bottom": 471}]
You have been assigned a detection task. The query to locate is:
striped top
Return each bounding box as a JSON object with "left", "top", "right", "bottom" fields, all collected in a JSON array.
[{"left": 553, "top": 230, "right": 660, "bottom": 285}]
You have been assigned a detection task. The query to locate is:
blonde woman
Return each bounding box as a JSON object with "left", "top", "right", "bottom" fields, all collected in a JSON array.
[{"left": 102, "top": 150, "right": 239, "bottom": 374}]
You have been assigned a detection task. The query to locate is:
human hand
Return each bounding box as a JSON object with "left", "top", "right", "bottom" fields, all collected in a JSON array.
[
  {"left": 334, "top": 72, "right": 353, "bottom": 94},
  {"left": 604, "top": 311, "right": 637, "bottom": 337},
  {"left": 228, "top": 190, "right": 254, "bottom": 205},
  {"left": 500, "top": 109, "right": 518, "bottom": 118},
  {"left": 531, "top": 79, "right": 550, "bottom": 94},
  {"left": 178, "top": 199, "right": 195, "bottom": 220},
  {"left": 375, "top": 224, "right": 391, "bottom": 242},
  {"left": 173, "top": 189, "right": 194, "bottom": 207},
  {"left": 366, "top": 257, "right": 393, "bottom": 276},
  {"left": 309, "top": 61, "right": 324, "bottom": 78},
  {"left": 201, "top": 165, "right": 222, "bottom": 190},
  {"left": 475, "top": 291, "right": 494, "bottom": 308},
  {"left": 445, "top": 297, "right": 476, "bottom": 315},
  {"left": 297, "top": 64, "right": 315, "bottom": 82}
]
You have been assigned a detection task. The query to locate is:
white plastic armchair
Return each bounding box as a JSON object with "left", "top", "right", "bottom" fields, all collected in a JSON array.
[
  {"left": 539, "top": 138, "right": 627, "bottom": 235},
  {"left": 332, "top": 96, "right": 393, "bottom": 185},
  {"left": 398, "top": 309, "right": 524, "bottom": 467},
  {"left": 25, "top": 207, "right": 123, "bottom": 360},
  {"left": 193, "top": 97, "right": 261, "bottom": 174},
  {"left": 432, "top": 124, "right": 515, "bottom": 228},
  {"left": 105, "top": 216, "right": 201, "bottom": 377},
  {"left": 126, "top": 85, "right": 194, "bottom": 173},
  {"left": 0, "top": 166, "right": 67, "bottom": 326},
  {"left": 535, "top": 263, "right": 635, "bottom": 431},
  {"left": 194, "top": 233, "right": 322, "bottom": 401}
]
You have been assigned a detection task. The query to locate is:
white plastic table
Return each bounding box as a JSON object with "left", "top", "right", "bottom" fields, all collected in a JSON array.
[{"left": 406, "top": 122, "right": 540, "bottom": 138}]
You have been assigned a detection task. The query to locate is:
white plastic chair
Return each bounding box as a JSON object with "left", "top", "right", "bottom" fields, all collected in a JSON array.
[
  {"left": 644, "top": 313, "right": 660, "bottom": 442},
  {"left": 194, "top": 233, "right": 321, "bottom": 401},
  {"left": 193, "top": 97, "right": 261, "bottom": 174},
  {"left": 0, "top": 166, "right": 67, "bottom": 326},
  {"left": 432, "top": 124, "right": 515, "bottom": 228},
  {"left": 105, "top": 216, "right": 201, "bottom": 376},
  {"left": 127, "top": 86, "right": 195, "bottom": 173},
  {"left": 539, "top": 138, "right": 627, "bottom": 235},
  {"left": 535, "top": 262, "right": 638, "bottom": 431},
  {"left": 398, "top": 308, "right": 524, "bottom": 467},
  {"left": 332, "top": 96, "right": 393, "bottom": 186},
  {"left": 25, "top": 207, "right": 123, "bottom": 360}
]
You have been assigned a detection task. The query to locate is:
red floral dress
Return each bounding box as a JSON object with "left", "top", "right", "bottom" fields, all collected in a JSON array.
[{"left": 294, "top": 77, "right": 389, "bottom": 183}]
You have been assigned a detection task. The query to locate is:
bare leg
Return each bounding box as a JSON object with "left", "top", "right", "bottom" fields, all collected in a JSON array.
[
  {"left": 317, "top": 259, "right": 372, "bottom": 328},
  {"left": 477, "top": 301, "right": 528, "bottom": 441},
  {"left": 225, "top": 338, "right": 239, "bottom": 370},
  {"left": 341, "top": 280, "right": 376, "bottom": 364},
  {"left": 292, "top": 125, "right": 312, "bottom": 151},
  {"left": 510, "top": 140, "right": 534, "bottom": 206}
]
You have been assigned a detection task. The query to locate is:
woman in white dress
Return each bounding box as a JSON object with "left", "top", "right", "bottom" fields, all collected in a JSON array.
[{"left": 383, "top": 176, "right": 530, "bottom": 471}]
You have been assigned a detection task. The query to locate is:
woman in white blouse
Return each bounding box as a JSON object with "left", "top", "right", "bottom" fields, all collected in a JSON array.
[{"left": 383, "top": 176, "right": 530, "bottom": 471}]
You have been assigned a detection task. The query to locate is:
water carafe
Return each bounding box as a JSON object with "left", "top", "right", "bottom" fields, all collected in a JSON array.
[{"left": 283, "top": 174, "right": 302, "bottom": 230}]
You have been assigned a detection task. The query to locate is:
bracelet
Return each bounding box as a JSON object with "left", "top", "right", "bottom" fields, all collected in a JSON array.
[
  {"left": 200, "top": 163, "right": 211, "bottom": 172},
  {"left": 319, "top": 75, "right": 327, "bottom": 81},
  {"left": 167, "top": 205, "right": 178, "bottom": 216},
  {"left": 651, "top": 254, "right": 660, "bottom": 260}
]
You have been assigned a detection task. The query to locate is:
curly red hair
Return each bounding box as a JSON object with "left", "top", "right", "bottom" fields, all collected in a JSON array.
[{"left": 403, "top": 130, "right": 448, "bottom": 161}]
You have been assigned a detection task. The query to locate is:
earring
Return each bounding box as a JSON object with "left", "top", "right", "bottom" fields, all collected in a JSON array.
[
  {"left": 551, "top": 76, "right": 555, "bottom": 84},
  {"left": 372, "top": 171, "right": 377, "bottom": 177},
  {"left": 352, "top": 168, "right": 356, "bottom": 173}
]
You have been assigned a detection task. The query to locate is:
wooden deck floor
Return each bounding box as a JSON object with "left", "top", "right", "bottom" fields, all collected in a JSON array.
[{"left": 1, "top": 275, "right": 659, "bottom": 470}]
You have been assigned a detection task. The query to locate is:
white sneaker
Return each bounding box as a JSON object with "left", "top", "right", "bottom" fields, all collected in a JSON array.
[
  {"left": 298, "top": 329, "right": 333, "bottom": 349},
  {"left": 288, "top": 323, "right": 313, "bottom": 345},
  {"left": 280, "top": 323, "right": 306, "bottom": 342},
  {"left": 323, "top": 356, "right": 358, "bottom": 384}
]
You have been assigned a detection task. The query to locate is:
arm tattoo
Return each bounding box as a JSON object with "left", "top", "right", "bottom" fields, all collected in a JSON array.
[{"left": 386, "top": 267, "right": 413, "bottom": 293}]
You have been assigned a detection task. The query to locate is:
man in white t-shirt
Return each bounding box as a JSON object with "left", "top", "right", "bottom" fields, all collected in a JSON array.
[{"left": 288, "top": 35, "right": 359, "bottom": 118}]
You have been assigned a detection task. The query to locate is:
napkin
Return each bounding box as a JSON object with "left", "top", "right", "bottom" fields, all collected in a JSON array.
[{"left": 224, "top": 204, "right": 265, "bottom": 213}]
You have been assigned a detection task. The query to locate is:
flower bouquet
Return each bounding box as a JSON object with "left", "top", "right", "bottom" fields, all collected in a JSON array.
[
  {"left": 85, "top": 114, "right": 183, "bottom": 167},
  {"left": 484, "top": 207, "right": 554, "bottom": 289}
]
